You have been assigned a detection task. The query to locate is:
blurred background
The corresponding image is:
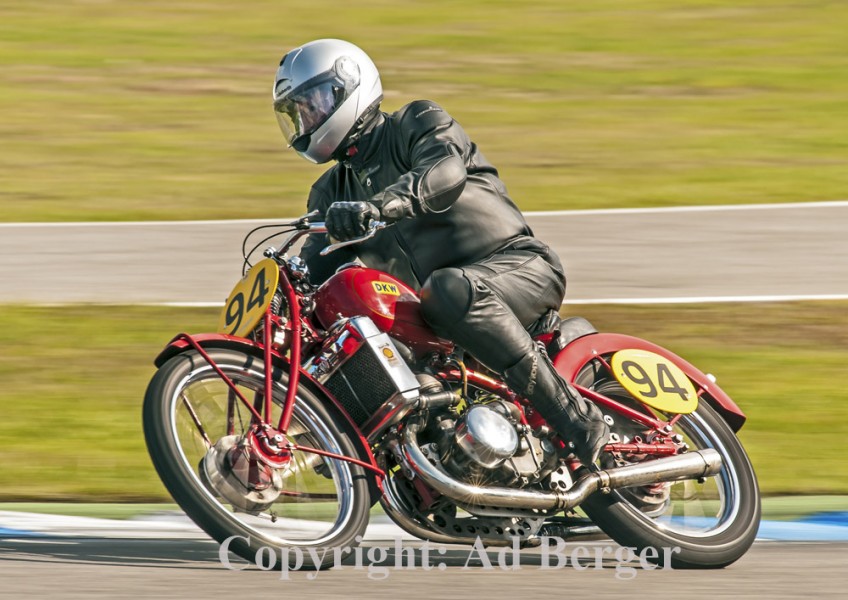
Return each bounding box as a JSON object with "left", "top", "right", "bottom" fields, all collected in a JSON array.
[{"left": 0, "top": 0, "right": 846, "bottom": 511}]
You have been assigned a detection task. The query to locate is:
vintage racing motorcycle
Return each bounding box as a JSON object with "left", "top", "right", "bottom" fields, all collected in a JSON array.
[{"left": 143, "top": 213, "right": 761, "bottom": 569}]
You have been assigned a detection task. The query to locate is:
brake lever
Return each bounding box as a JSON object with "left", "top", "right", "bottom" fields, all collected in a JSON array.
[
  {"left": 289, "top": 210, "right": 321, "bottom": 230},
  {"left": 320, "top": 221, "right": 388, "bottom": 256}
]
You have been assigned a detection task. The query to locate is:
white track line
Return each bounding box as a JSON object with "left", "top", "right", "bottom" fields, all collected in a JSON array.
[
  {"left": 32, "top": 293, "right": 848, "bottom": 308},
  {"left": 1, "top": 199, "right": 847, "bottom": 228},
  {"left": 565, "top": 294, "right": 848, "bottom": 305},
  {"left": 140, "top": 293, "right": 848, "bottom": 307},
  {"left": 524, "top": 199, "right": 848, "bottom": 217}
]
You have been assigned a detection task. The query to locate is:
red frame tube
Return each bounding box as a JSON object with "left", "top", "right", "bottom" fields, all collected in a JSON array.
[
  {"left": 276, "top": 270, "right": 302, "bottom": 433},
  {"left": 574, "top": 384, "right": 668, "bottom": 431},
  {"left": 292, "top": 444, "right": 386, "bottom": 476},
  {"left": 263, "top": 309, "right": 274, "bottom": 422},
  {"left": 440, "top": 369, "right": 515, "bottom": 398},
  {"left": 604, "top": 442, "right": 678, "bottom": 456},
  {"left": 440, "top": 367, "right": 669, "bottom": 433}
]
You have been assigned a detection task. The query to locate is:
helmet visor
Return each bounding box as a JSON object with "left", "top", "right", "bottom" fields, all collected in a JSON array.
[{"left": 274, "top": 81, "right": 342, "bottom": 145}]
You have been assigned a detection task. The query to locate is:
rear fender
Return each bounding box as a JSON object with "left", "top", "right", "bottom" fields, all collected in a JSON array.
[
  {"left": 154, "top": 333, "right": 384, "bottom": 501},
  {"left": 552, "top": 332, "right": 747, "bottom": 432}
]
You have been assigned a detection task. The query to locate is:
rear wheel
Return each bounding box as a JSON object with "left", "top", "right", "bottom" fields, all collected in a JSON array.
[
  {"left": 576, "top": 363, "right": 761, "bottom": 569},
  {"left": 143, "top": 348, "right": 370, "bottom": 569}
]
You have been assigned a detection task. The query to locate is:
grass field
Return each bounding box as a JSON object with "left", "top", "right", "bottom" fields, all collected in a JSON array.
[
  {"left": 1, "top": 302, "right": 845, "bottom": 501},
  {"left": 2, "top": 1, "right": 847, "bottom": 221}
]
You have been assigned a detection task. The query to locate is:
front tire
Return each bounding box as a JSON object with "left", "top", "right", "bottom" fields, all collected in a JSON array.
[{"left": 143, "top": 348, "right": 370, "bottom": 569}]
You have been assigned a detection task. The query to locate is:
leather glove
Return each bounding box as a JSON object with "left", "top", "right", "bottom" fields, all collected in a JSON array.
[{"left": 325, "top": 201, "right": 381, "bottom": 242}]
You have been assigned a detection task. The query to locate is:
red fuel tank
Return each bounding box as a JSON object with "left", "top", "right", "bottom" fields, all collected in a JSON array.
[{"left": 313, "top": 266, "right": 454, "bottom": 357}]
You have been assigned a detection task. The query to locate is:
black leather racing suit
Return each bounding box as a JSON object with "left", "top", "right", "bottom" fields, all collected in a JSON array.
[{"left": 299, "top": 100, "right": 608, "bottom": 465}]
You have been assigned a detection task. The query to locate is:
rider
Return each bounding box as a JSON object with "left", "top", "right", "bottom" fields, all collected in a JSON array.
[{"left": 273, "top": 39, "right": 609, "bottom": 466}]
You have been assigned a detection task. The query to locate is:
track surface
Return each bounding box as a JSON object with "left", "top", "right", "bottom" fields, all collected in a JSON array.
[
  {"left": 2, "top": 201, "right": 846, "bottom": 304},
  {"left": 1, "top": 537, "right": 845, "bottom": 599}
]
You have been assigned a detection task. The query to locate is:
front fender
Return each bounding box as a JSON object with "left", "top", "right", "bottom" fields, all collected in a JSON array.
[
  {"left": 154, "top": 333, "right": 384, "bottom": 499},
  {"left": 553, "top": 332, "right": 747, "bottom": 432},
  {"left": 154, "top": 333, "right": 273, "bottom": 368}
]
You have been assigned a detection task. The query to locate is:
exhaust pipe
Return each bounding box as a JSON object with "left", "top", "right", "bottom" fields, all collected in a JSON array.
[{"left": 401, "top": 422, "right": 722, "bottom": 512}]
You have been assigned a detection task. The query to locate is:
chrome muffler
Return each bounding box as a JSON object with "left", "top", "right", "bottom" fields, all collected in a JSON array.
[{"left": 400, "top": 421, "right": 722, "bottom": 512}]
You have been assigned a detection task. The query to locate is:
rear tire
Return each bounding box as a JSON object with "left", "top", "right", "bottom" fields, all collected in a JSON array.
[{"left": 578, "top": 375, "right": 760, "bottom": 568}]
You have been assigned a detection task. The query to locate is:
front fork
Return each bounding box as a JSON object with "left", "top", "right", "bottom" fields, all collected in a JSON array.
[{"left": 171, "top": 292, "right": 384, "bottom": 482}]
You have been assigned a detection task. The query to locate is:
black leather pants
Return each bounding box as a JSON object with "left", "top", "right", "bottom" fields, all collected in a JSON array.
[
  {"left": 419, "top": 243, "right": 566, "bottom": 373},
  {"left": 419, "top": 242, "right": 609, "bottom": 465}
]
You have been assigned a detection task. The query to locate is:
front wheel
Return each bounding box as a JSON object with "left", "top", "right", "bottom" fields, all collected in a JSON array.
[
  {"left": 143, "top": 348, "right": 371, "bottom": 569},
  {"left": 577, "top": 372, "right": 761, "bottom": 569}
]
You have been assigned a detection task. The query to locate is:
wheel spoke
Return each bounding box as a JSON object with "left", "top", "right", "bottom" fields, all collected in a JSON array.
[{"left": 179, "top": 392, "right": 211, "bottom": 448}]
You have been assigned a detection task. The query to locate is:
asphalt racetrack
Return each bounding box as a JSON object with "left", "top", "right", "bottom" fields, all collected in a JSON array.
[
  {"left": 1, "top": 536, "right": 846, "bottom": 599},
  {"left": 2, "top": 201, "right": 847, "bottom": 304},
  {"left": 2, "top": 201, "right": 847, "bottom": 597}
]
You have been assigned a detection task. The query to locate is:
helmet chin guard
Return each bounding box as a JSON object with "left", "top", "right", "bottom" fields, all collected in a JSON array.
[{"left": 273, "top": 39, "right": 383, "bottom": 164}]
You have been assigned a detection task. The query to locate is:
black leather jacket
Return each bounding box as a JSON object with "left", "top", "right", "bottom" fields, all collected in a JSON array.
[{"left": 300, "top": 100, "right": 545, "bottom": 289}]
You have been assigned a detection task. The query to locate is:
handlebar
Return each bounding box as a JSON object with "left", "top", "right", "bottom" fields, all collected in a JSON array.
[
  {"left": 268, "top": 212, "right": 388, "bottom": 260},
  {"left": 319, "top": 220, "right": 388, "bottom": 256}
]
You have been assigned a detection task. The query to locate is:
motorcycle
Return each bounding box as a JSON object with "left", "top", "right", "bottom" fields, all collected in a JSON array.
[{"left": 143, "top": 212, "right": 761, "bottom": 570}]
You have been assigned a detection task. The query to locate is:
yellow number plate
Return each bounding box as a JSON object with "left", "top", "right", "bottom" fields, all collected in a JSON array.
[
  {"left": 217, "top": 259, "right": 280, "bottom": 337},
  {"left": 610, "top": 349, "right": 698, "bottom": 414}
]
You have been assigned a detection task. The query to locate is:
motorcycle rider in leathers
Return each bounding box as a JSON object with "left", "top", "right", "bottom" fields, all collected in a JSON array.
[{"left": 273, "top": 39, "right": 610, "bottom": 467}]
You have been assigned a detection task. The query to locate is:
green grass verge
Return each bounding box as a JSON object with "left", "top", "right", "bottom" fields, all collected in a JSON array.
[
  {"left": 2, "top": 1, "right": 848, "bottom": 222},
  {"left": 0, "top": 503, "right": 180, "bottom": 521},
  {"left": 0, "top": 502, "right": 388, "bottom": 522},
  {"left": 1, "top": 302, "right": 846, "bottom": 501}
]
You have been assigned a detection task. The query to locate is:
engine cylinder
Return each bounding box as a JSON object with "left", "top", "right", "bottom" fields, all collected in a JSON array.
[{"left": 453, "top": 405, "right": 519, "bottom": 469}]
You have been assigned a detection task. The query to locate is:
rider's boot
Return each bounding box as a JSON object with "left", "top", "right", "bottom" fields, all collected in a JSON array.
[{"left": 504, "top": 346, "right": 610, "bottom": 467}]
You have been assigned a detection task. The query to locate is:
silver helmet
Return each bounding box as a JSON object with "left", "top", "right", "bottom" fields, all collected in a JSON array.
[{"left": 273, "top": 39, "right": 383, "bottom": 164}]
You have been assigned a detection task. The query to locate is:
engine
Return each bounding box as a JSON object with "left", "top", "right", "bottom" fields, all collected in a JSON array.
[
  {"left": 435, "top": 400, "right": 560, "bottom": 488},
  {"left": 305, "top": 313, "right": 563, "bottom": 493}
]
